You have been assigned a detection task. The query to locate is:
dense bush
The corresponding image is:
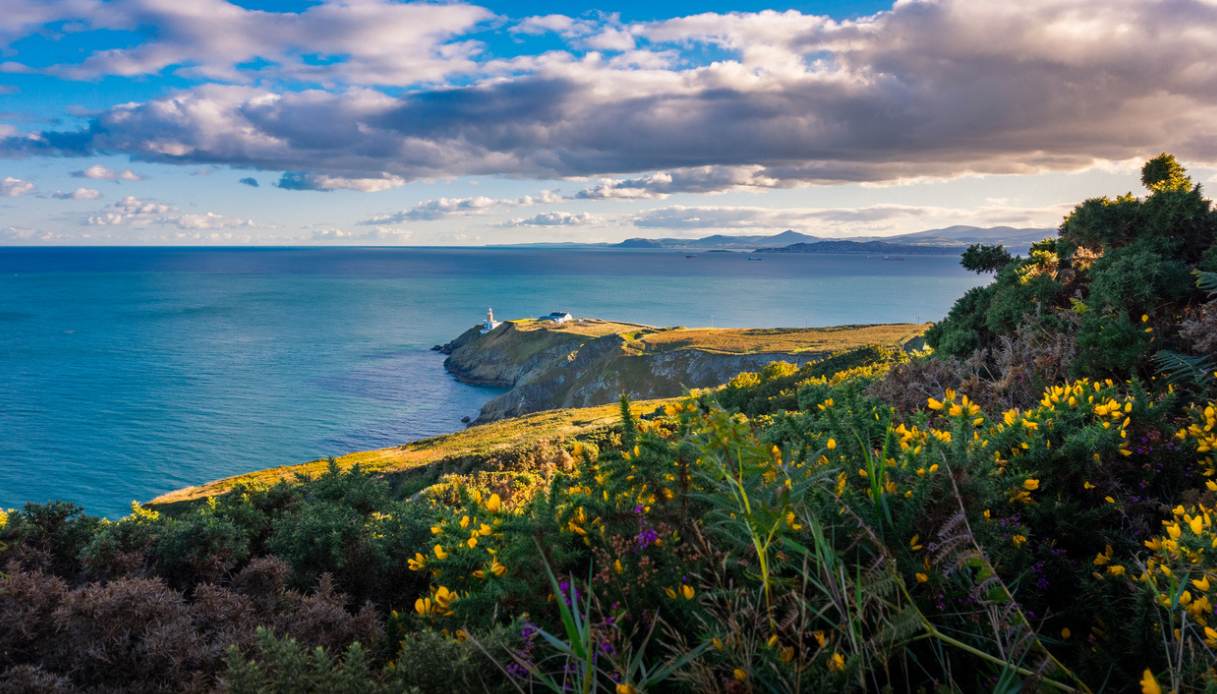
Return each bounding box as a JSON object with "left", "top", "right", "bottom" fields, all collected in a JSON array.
[{"left": 929, "top": 153, "right": 1217, "bottom": 385}]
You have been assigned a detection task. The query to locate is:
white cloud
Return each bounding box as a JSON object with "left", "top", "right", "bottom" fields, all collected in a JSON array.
[
  {"left": 5, "top": 1, "right": 1217, "bottom": 188},
  {"left": 0, "top": 0, "right": 100, "bottom": 46},
  {"left": 73, "top": 164, "right": 142, "bottom": 182},
  {"left": 0, "top": 176, "right": 34, "bottom": 197},
  {"left": 363, "top": 196, "right": 498, "bottom": 223},
  {"left": 86, "top": 195, "right": 253, "bottom": 230},
  {"left": 276, "top": 171, "right": 405, "bottom": 192},
  {"left": 513, "top": 14, "right": 595, "bottom": 37},
  {"left": 9, "top": 0, "right": 492, "bottom": 86},
  {"left": 575, "top": 166, "right": 784, "bottom": 199},
  {"left": 585, "top": 27, "right": 635, "bottom": 51},
  {"left": 0, "top": 225, "right": 63, "bottom": 243},
  {"left": 51, "top": 187, "right": 102, "bottom": 200},
  {"left": 309, "top": 226, "right": 414, "bottom": 243},
  {"left": 87, "top": 196, "right": 171, "bottom": 225},
  {"left": 508, "top": 211, "right": 596, "bottom": 226},
  {"left": 360, "top": 189, "right": 563, "bottom": 223}
]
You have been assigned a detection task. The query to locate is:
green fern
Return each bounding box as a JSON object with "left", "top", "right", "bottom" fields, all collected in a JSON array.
[
  {"left": 1149, "top": 270, "right": 1217, "bottom": 386},
  {"left": 1196, "top": 269, "right": 1217, "bottom": 297},
  {"left": 1152, "top": 349, "right": 1216, "bottom": 386}
]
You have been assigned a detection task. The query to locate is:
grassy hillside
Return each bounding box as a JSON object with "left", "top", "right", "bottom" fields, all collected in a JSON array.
[
  {"left": 150, "top": 398, "right": 677, "bottom": 507},
  {"left": 625, "top": 322, "right": 927, "bottom": 354},
  {"left": 512, "top": 317, "right": 927, "bottom": 355},
  {"left": 448, "top": 319, "right": 927, "bottom": 421}
]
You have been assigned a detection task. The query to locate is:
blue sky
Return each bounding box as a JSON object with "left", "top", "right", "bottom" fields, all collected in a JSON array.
[{"left": 1, "top": 0, "right": 1215, "bottom": 245}]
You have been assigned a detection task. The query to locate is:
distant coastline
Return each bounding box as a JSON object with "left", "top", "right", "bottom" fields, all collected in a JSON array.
[{"left": 502, "top": 224, "right": 1052, "bottom": 253}]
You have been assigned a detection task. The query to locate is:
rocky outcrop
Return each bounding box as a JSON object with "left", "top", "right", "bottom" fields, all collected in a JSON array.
[
  {"left": 441, "top": 319, "right": 904, "bottom": 423},
  {"left": 439, "top": 321, "right": 592, "bottom": 388}
]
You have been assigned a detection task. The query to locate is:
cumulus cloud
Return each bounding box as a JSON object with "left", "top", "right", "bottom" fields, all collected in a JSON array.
[
  {"left": 238, "top": 177, "right": 259, "bottom": 187},
  {"left": 276, "top": 171, "right": 405, "bottom": 192},
  {"left": 51, "top": 187, "right": 102, "bottom": 200},
  {"left": 73, "top": 164, "right": 142, "bottom": 182},
  {"left": 575, "top": 166, "right": 784, "bottom": 199},
  {"left": 0, "top": 176, "right": 34, "bottom": 197},
  {"left": 363, "top": 196, "right": 498, "bottom": 223},
  {"left": 86, "top": 195, "right": 253, "bottom": 230},
  {"left": 4, "top": 1, "right": 1217, "bottom": 187},
  {"left": 508, "top": 211, "right": 596, "bottom": 227},
  {"left": 513, "top": 14, "right": 596, "bottom": 37},
  {"left": 86, "top": 196, "right": 171, "bottom": 225},
  {"left": 0, "top": 0, "right": 100, "bottom": 46},
  {"left": 5, "top": 0, "right": 492, "bottom": 86},
  {"left": 308, "top": 226, "right": 414, "bottom": 243},
  {"left": 360, "top": 190, "right": 562, "bottom": 224},
  {"left": 0, "top": 225, "right": 64, "bottom": 243}
]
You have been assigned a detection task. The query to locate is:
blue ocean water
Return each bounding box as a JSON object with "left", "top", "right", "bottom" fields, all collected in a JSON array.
[{"left": 0, "top": 247, "right": 987, "bottom": 516}]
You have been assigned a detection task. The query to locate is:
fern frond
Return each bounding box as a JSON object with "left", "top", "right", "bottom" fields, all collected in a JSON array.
[
  {"left": 1196, "top": 269, "right": 1217, "bottom": 297},
  {"left": 1152, "top": 349, "right": 1216, "bottom": 386}
]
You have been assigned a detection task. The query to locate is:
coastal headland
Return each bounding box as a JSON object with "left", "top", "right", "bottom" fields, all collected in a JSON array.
[
  {"left": 150, "top": 317, "right": 925, "bottom": 507},
  {"left": 440, "top": 317, "right": 927, "bottom": 423}
]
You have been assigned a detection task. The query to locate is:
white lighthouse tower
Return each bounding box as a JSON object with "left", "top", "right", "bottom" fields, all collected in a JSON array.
[{"left": 482, "top": 307, "right": 501, "bottom": 333}]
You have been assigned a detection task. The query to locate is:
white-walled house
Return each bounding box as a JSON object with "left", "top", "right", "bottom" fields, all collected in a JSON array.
[{"left": 540, "top": 311, "right": 573, "bottom": 324}]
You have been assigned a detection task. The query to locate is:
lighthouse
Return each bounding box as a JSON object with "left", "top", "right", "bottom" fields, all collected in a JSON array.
[{"left": 482, "top": 307, "right": 501, "bottom": 333}]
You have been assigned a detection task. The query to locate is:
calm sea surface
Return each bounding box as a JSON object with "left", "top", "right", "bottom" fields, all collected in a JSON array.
[{"left": 0, "top": 247, "right": 987, "bottom": 516}]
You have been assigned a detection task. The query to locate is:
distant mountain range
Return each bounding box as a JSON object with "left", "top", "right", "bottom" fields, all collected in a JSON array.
[
  {"left": 615, "top": 229, "right": 817, "bottom": 249},
  {"left": 511, "top": 226, "right": 1054, "bottom": 252},
  {"left": 754, "top": 240, "right": 975, "bottom": 256}
]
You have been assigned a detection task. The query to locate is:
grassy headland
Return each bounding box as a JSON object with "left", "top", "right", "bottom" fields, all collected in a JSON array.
[{"left": 443, "top": 318, "right": 927, "bottom": 422}]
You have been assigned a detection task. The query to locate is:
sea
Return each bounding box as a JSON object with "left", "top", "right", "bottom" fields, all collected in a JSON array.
[{"left": 0, "top": 246, "right": 988, "bottom": 516}]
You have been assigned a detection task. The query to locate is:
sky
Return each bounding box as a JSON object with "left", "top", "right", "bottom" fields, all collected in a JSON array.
[{"left": 0, "top": 0, "right": 1215, "bottom": 245}]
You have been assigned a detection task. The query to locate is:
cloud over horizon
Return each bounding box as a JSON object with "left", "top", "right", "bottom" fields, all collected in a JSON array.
[
  {"left": 1, "top": 176, "right": 34, "bottom": 197},
  {"left": 0, "top": 1, "right": 1214, "bottom": 245},
  {"left": 72, "top": 165, "right": 142, "bottom": 182},
  {"left": 87, "top": 195, "right": 254, "bottom": 230},
  {"left": 3, "top": 0, "right": 1215, "bottom": 192}
]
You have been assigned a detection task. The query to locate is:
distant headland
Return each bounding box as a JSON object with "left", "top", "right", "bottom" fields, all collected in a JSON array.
[
  {"left": 438, "top": 314, "right": 928, "bottom": 423},
  {"left": 505, "top": 224, "right": 1053, "bottom": 253}
]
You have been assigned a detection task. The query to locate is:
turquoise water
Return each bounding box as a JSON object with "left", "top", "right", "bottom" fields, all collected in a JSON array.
[{"left": 0, "top": 247, "right": 987, "bottom": 516}]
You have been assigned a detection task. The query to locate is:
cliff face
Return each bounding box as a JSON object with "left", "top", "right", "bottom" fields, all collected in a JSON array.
[
  {"left": 442, "top": 319, "right": 925, "bottom": 423},
  {"left": 439, "top": 321, "right": 589, "bottom": 388}
]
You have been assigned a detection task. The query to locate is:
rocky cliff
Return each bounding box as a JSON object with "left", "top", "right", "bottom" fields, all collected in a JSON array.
[{"left": 441, "top": 318, "right": 926, "bottom": 423}]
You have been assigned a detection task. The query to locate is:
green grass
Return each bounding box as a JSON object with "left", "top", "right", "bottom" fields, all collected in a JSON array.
[
  {"left": 511, "top": 318, "right": 928, "bottom": 355},
  {"left": 628, "top": 323, "right": 929, "bottom": 354},
  {"left": 148, "top": 398, "right": 678, "bottom": 508}
]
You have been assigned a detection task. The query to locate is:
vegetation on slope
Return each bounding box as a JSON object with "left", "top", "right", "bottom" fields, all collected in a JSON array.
[
  {"left": 446, "top": 319, "right": 926, "bottom": 422},
  {"left": 149, "top": 399, "right": 676, "bottom": 507},
  {"left": 3, "top": 154, "right": 1217, "bottom": 692}
]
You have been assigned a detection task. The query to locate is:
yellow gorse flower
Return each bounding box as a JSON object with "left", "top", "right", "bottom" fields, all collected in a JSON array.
[
  {"left": 828, "top": 652, "right": 846, "bottom": 672},
  {"left": 1140, "top": 669, "right": 1161, "bottom": 694}
]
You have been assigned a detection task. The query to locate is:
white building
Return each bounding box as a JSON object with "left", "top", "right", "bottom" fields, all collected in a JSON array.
[
  {"left": 540, "top": 311, "right": 573, "bottom": 324},
  {"left": 482, "top": 307, "right": 501, "bottom": 333}
]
